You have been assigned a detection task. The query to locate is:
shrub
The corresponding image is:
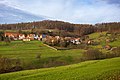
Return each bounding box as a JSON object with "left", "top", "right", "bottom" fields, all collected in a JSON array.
[
  {"left": 0, "top": 31, "right": 4, "bottom": 41},
  {"left": 68, "top": 44, "right": 88, "bottom": 50},
  {"left": 105, "top": 52, "right": 116, "bottom": 59},
  {"left": 4, "top": 36, "right": 11, "bottom": 45},
  {"left": 104, "top": 47, "right": 120, "bottom": 59},
  {"left": 8, "top": 66, "right": 23, "bottom": 72},
  {"left": 112, "top": 47, "right": 120, "bottom": 57},
  {"left": 0, "top": 55, "right": 12, "bottom": 73},
  {"left": 82, "top": 49, "right": 105, "bottom": 60},
  {"left": 42, "top": 56, "right": 73, "bottom": 68},
  {"left": 0, "top": 55, "right": 22, "bottom": 74}
]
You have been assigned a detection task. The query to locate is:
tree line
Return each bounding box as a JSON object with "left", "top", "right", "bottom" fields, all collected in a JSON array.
[
  {"left": 0, "top": 20, "right": 120, "bottom": 37},
  {"left": 95, "top": 22, "right": 120, "bottom": 33}
]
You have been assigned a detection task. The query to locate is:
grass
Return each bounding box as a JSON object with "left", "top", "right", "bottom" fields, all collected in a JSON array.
[
  {"left": 0, "top": 41, "right": 84, "bottom": 68},
  {"left": 0, "top": 32, "right": 120, "bottom": 79},
  {"left": 110, "top": 39, "right": 120, "bottom": 47},
  {"left": 0, "top": 32, "right": 119, "bottom": 68},
  {"left": 87, "top": 32, "right": 120, "bottom": 54},
  {"left": 0, "top": 57, "right": 120, "bottom": 80},
  {"left": 0, "top": 41, "right": 83, "bottom": 57},
  {"left": 89, "top": 32, "right": 120, "bottom": 47},
  {"left": 89, "top": 32, "right": 106, "bottom": 39}
]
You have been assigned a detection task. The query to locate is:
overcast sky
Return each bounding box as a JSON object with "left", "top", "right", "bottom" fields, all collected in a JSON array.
[{"left": 0, "top": 0, "right": 120, "bottom": 24}]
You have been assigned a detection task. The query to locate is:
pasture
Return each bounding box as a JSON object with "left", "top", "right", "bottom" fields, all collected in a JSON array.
[
  {"left": 0, "top": 32, "right": 120, "bottom": 80},
  {"left": 0, "top": 41, "right": 84, "bottom": 69},
  {"left": 0, "top": 57, "right": 120, "bottom": 80},
  {"left": 0, "top": 32, "right": 120, "bottom": 69}
]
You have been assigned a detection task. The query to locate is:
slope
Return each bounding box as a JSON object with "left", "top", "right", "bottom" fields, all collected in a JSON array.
[{"left": 0, "top": 57, "right": 120, "bottom": 80}]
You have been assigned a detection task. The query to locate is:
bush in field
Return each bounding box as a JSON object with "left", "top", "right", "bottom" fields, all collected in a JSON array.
[
  {"left": 0, "top": 55, "right": 23, "bottom": 74},
  {"left": 59, "top": 41, "right": 68, "bottom": 47},
  {"left": 4, "top": 36, "right": 11, "bottom": 45},
  {"left": 112, "top": 47, "right": 120, "bottom": 57},
  {"left": 0, "top": 31, "right": 4, "bottom": 41},
  {"left": 104, "top": 52, "right": 116, "bottom": 59},
  {"left": 83, "top": 49, "right": 104, "bottom": 60},
  {"left": 42, "top": 56, "right": 73, "bottom": 68},
  {"left": 68, "top": 44, "right": 88, "bottom": 50},
  {"left": 0, "top": 55, "right": 12, "bottom": 73},
  {"left": 104, "top": 47, "right": 120, "bottom": 59}
]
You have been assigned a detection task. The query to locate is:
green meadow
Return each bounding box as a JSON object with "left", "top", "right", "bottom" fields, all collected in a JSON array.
[
  {"left": 0, "top": 32, "right": 120, "bottom": 80},
  {"left": 0, "top": 57, "right": 120, "bottom": 80},
  {"left": 0, "top": 41, "right": 84, "bottom": 69},
  {"left": 0, "top": 41, "right": 83, "bottom": 58}
]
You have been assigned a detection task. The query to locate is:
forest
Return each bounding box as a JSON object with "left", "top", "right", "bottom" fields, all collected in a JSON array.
[{"left": 0, "top": 20, "right": 120, "bottom": 37}]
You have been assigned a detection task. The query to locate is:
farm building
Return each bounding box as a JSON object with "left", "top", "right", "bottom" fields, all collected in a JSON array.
[
  {"left": 5, "top": 32, "right": 23, "bottom": 40},
  {"left": 4, "top": 32, "right": 35, "bottom": 41}
]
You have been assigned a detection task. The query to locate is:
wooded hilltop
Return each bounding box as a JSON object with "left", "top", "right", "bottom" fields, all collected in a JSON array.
[{"left": 0, "top": 20, "right": 120, "bottom": 37}]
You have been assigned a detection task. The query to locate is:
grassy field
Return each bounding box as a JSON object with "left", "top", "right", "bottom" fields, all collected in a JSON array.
[
  {"left": 89, "top": 32, "right": 107, "bottom": 39},
  {"left": 0, "top": 32, "right": 120, "bottom": 68},
  {"left": 0, "top": 32, "right": 120, "bottom": 80},
  {"left": 0, "top": 41, "right": 84, "bottom": 68},
  {"left": 89, "top": 32, "right": 120, "bottom": 47},
  {"left": 0, "top": 57, "right": 120, "bottom": 80},
  {"left": 0, "top": 41, "right": 83, "bottom": 58}
]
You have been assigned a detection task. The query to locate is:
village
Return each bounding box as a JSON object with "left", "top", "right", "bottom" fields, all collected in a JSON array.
[
  {"left": 0, "top": 0, "right": 120, "bottom": 79},
  {"left": 3, "top": 31, "right": 119, "bottom": 51},
  {"left": 3, "top": 32, "right": 93, "bottom": 46}
]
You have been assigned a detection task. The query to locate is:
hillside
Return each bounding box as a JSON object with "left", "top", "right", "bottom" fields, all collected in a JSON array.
[
  {"left": 0, "top": 57, "right": 120, "bottom": 80},
  {"left": 0, "top": 32, "right": 120, "bottom": 73},
  {"left": 0, "top": 41, "right": 84, "bottom": 70}
]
